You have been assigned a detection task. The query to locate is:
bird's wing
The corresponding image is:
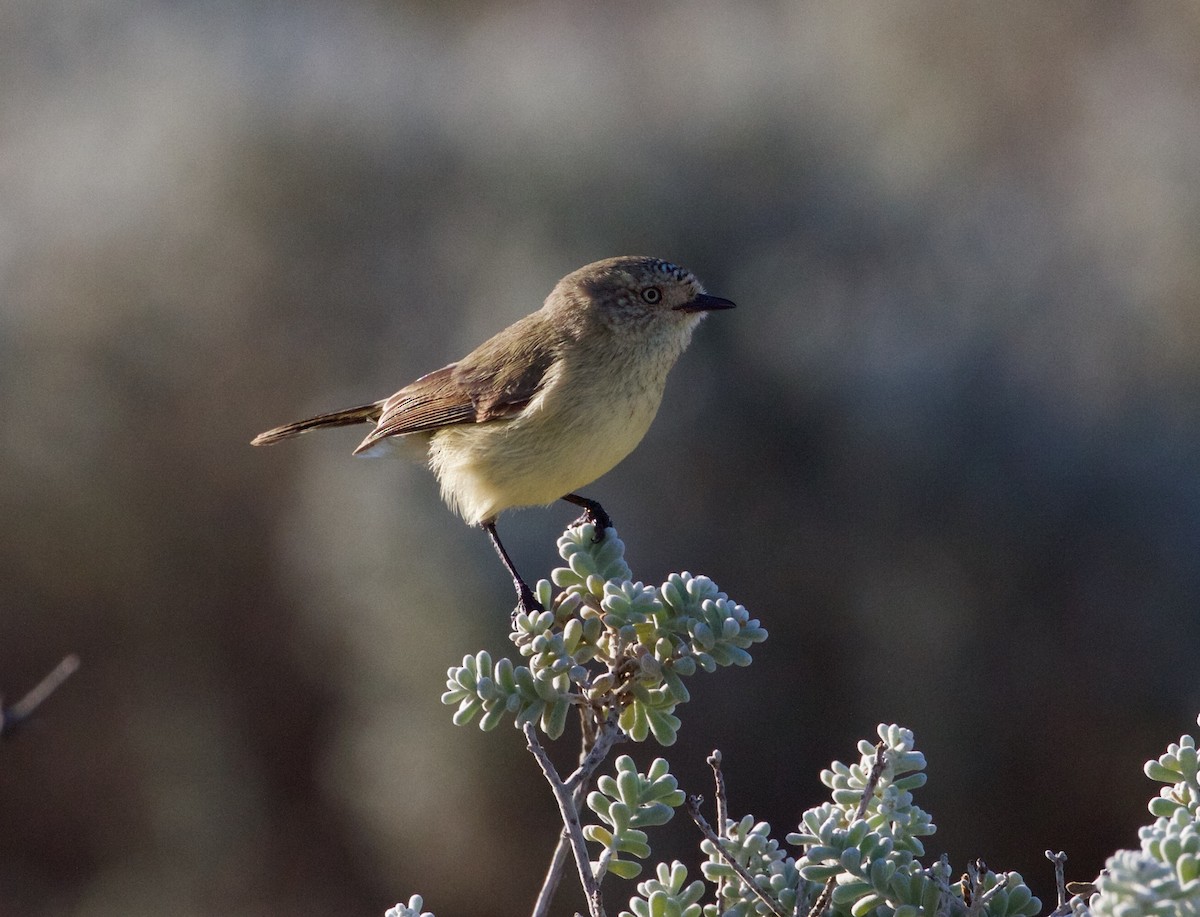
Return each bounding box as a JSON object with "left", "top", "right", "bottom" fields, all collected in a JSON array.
[
  {"left": 353, "top": 313, "right": 558, "bottom": 453},
  {"left": 454, "top": 312, "right": 559, "bottom": 421},
  {"left": 359, "top": 364, "right": 475, "bottom": 447}
]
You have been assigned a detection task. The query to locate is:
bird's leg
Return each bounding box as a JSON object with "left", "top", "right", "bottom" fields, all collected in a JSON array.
[
  {"left": 483, "top": 521, "right": 544, "bottom": 615},
  {"left": 560, "top": 493, "right": 612, "bottom": 542}
]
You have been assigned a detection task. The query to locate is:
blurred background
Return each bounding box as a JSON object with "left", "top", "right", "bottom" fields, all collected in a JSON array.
[{"left": 3, "top": 2, "right": 1200, "bottom": 915}]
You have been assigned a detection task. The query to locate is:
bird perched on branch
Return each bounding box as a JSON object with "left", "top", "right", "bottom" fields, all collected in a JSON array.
[{"left": 253, "top": 255, "right": 735, "bottom": 614}]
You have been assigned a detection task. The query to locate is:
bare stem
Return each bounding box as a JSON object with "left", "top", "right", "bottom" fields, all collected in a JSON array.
[
  {"left": 807, "top": 741, "right": 888, "bottom": 917},
  {"left": 535, "top": 709, "right": 595, "bottom": 917},
  {"left": 708, "top": 750, "right": 729, "bottom": 832},
  {"left": 964, "top": 859, "right": 986, "bottom": 917},
  {"left": 708, "top": 750, "right": 730, "bottom": 902},
  {"left": 532, "top": 702, "right": 622, "bottom": 916},
  {"left": 566, "top": 710, "right": 623, "bottom": 792},
  {"left": 687, "top": 795, "right": 788, "bottom": 917},
  {"left": 525, "top": 721, "right": 606, "bottom": 917},
  {"left": 1, "top": 654, "right": 81, "bottom": 738},
  {"left": 853, "top": 743, "right": 887, "bottom": 821},
  {"left": 533, "top": 837, "right": 573, "bottom": 917},
  {"left": 1045, "top": 850, "right": 1069, "bottom": 914},
  {"left": 593, "top": 847, "right": 614, "bottom": 886},
  {"left": 979, "top": 875, "right": 1013, "bottom": 906},
  {"left": 963, "top": 859, "right": 1014, "bottom": 917}
]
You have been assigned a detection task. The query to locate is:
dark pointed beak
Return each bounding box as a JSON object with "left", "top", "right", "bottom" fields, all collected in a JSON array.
[{"left": 675, "top": 292, "right": 737, "bottom": 313}]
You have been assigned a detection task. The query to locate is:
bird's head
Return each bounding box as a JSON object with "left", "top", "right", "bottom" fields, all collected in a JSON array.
[{"left": 551, "top": 256, "right": 735, "bottom": 335}]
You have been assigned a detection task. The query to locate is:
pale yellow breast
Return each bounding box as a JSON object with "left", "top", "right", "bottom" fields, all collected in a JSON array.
[{"left": 427, "top": 324, "right": 691, "bottom": 524}]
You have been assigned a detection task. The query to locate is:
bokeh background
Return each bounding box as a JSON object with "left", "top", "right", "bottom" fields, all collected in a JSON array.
[{"left": 3, "top": 2, "right": 1200, "bottom": 915}]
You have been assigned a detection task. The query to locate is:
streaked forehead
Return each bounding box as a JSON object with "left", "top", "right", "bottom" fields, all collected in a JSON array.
[
  {"left": 581, "top": 256, "right": 698, "bottom": 287},
  {"left": 641, "top": 258, "right": 695, "bottom": 284}
]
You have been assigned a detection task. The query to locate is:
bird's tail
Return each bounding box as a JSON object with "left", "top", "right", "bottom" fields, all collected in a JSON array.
[{"left": 251, "top": 402, "right": 382, "bottom": 446}]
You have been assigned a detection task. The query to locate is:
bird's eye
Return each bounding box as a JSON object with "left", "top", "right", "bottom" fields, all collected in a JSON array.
[{"left": 641, "top": 287, "right": 662, "bottom": 304}]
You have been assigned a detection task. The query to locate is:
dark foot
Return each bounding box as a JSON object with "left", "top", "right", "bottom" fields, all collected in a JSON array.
[
  {"left": 561, "top": 494, "right": 612, "bottom": 542},
  {"left": 514, "top": 581, "right": 545, "bottom": 617}
]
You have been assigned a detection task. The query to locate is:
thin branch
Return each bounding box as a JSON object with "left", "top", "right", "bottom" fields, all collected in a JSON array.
[
  {"left": 963, "top": 860, "right": 984, "bottom": 917},
  {"left": 565, "top": 710, "right": 623, "bottom": 792},
  {"left": 534, "top": 833, "right": 575, "bottom": 917},
  {"left": 1045, "top": 850, "right": 1072, "bottom": 916},
  {"left": 807, "top": 741, "right": 888, "bottom": 917},
  {"left": 1, "top": 654, "right": 80, "bottom": 738},
  {"left": 524, "top": 721, "right": 606, "bottom": 917},
  {"left": 979, "top": 874, "right": 1014, "bottom": 906},
  {"left": 534, "top": 701, "right": 598, "bottom": 917},
  {"left": 805, "top": 860, "right": 836, "bottom": 913},
  {"left": 853, "top": 743, "right": 888, "bottom": 821},
  {"left": 532, "top": 706, "right": 623, "bottom": 917},
  {"left": 593, "top": 847, "right": 614, "bottom": 886},
  {"left": 964, "top": 859, "right": 1017, "bottom": 917},
  {"left": 931, "top": 854, "right": 955, "bottom": 917},
  {"left": 708, "top": 750, "right": 729, "bottom": 832},
  {"left": 535, "top": 709, "right": 587, "bottom": 917},
  {"left": 708, "top": 750, "right": 730, "bottom": 903},
  {"left": 687, "top": 795, "right": 788, "bottom": 917}
]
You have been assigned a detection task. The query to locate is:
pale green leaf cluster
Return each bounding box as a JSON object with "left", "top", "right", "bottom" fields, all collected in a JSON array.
[
  {"left": 1145, "top": 727, "right": 1200, "bottom": 822},
  {"left": 619, "top": 862, "right": 706, "bottom": 917},
  {"left": 441, "top": 524, "right": 766, "bottom": 742},
  {"left": 785, "top": 723, "right": 945, "bottom": 917},
  {"left": 1080, "top": 716, "right": 1200, "bottom": 917},
  {"left": 701, "top": 815, "right": 801, "bottom": 916},
  {"left": 622, "top": 725, "right": 1040, "bottom": 917},
  {"left": 384, "top": 895, "right": 433, "bottom": 917},
  {"left": 787, "top": 724, "right": 1036, "bottom": 917},
  {"left": 440, "top": 647, "right": 573, "bottom": 739},
  {"left": 585, "top": 755, "right": 686, "bottom": 880}
]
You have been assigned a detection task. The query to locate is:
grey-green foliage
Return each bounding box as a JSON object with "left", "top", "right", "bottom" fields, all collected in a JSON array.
[
  {"left": 407, "top": 520, "right": 1200, "bottom": 917},
  {"left": 384, "top": 896, "right": 433, "bottom": 917},
  {"left": 622, "top": 724, "right": 1041, "bottom": 917},
  {"left": 620, "top": 862, "right": 707, "bottom": 917},
  {"left": 1077, "top": 716, "right": 1200, "bottom": 917},
  {"left": 585, "top": 755, "right": 687, "bottom": 880},
  {"left": 441, "top": 524, "right": 767, "bottom": 743},
  {"left": 787, "top": 724, "right": 1036, "bottom": 917},
  {"left": 789, "top": 723, "right": 941, "bottom": 916},
  {"left": 701, "top": 815, "right": 802, "bottom": 916}
]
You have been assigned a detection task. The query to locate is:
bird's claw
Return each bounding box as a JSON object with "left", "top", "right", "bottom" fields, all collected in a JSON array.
[
  {"left": 562, "top": 494, "right": 613, "bottom": 542},
  {"left": 513, "top": 585, "right": 545, "bottom": 619},
  {"left": 571, "top": 504, "right": 612, "bottom": 542}
]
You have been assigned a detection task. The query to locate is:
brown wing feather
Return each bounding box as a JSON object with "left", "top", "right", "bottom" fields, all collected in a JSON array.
[
  {"left": 353, "top": 365, "right": 472, "bottom": 453},
  {"left": 455, "top": 312, "right": 559, "bottom": 421},
  {"left": 352, "top": 312, "right": 560, "bottom": 455}
]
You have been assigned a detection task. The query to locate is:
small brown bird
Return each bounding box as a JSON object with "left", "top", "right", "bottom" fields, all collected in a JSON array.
[{"left": 253, "top": 256, "right": 734, "bottom": 613}]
